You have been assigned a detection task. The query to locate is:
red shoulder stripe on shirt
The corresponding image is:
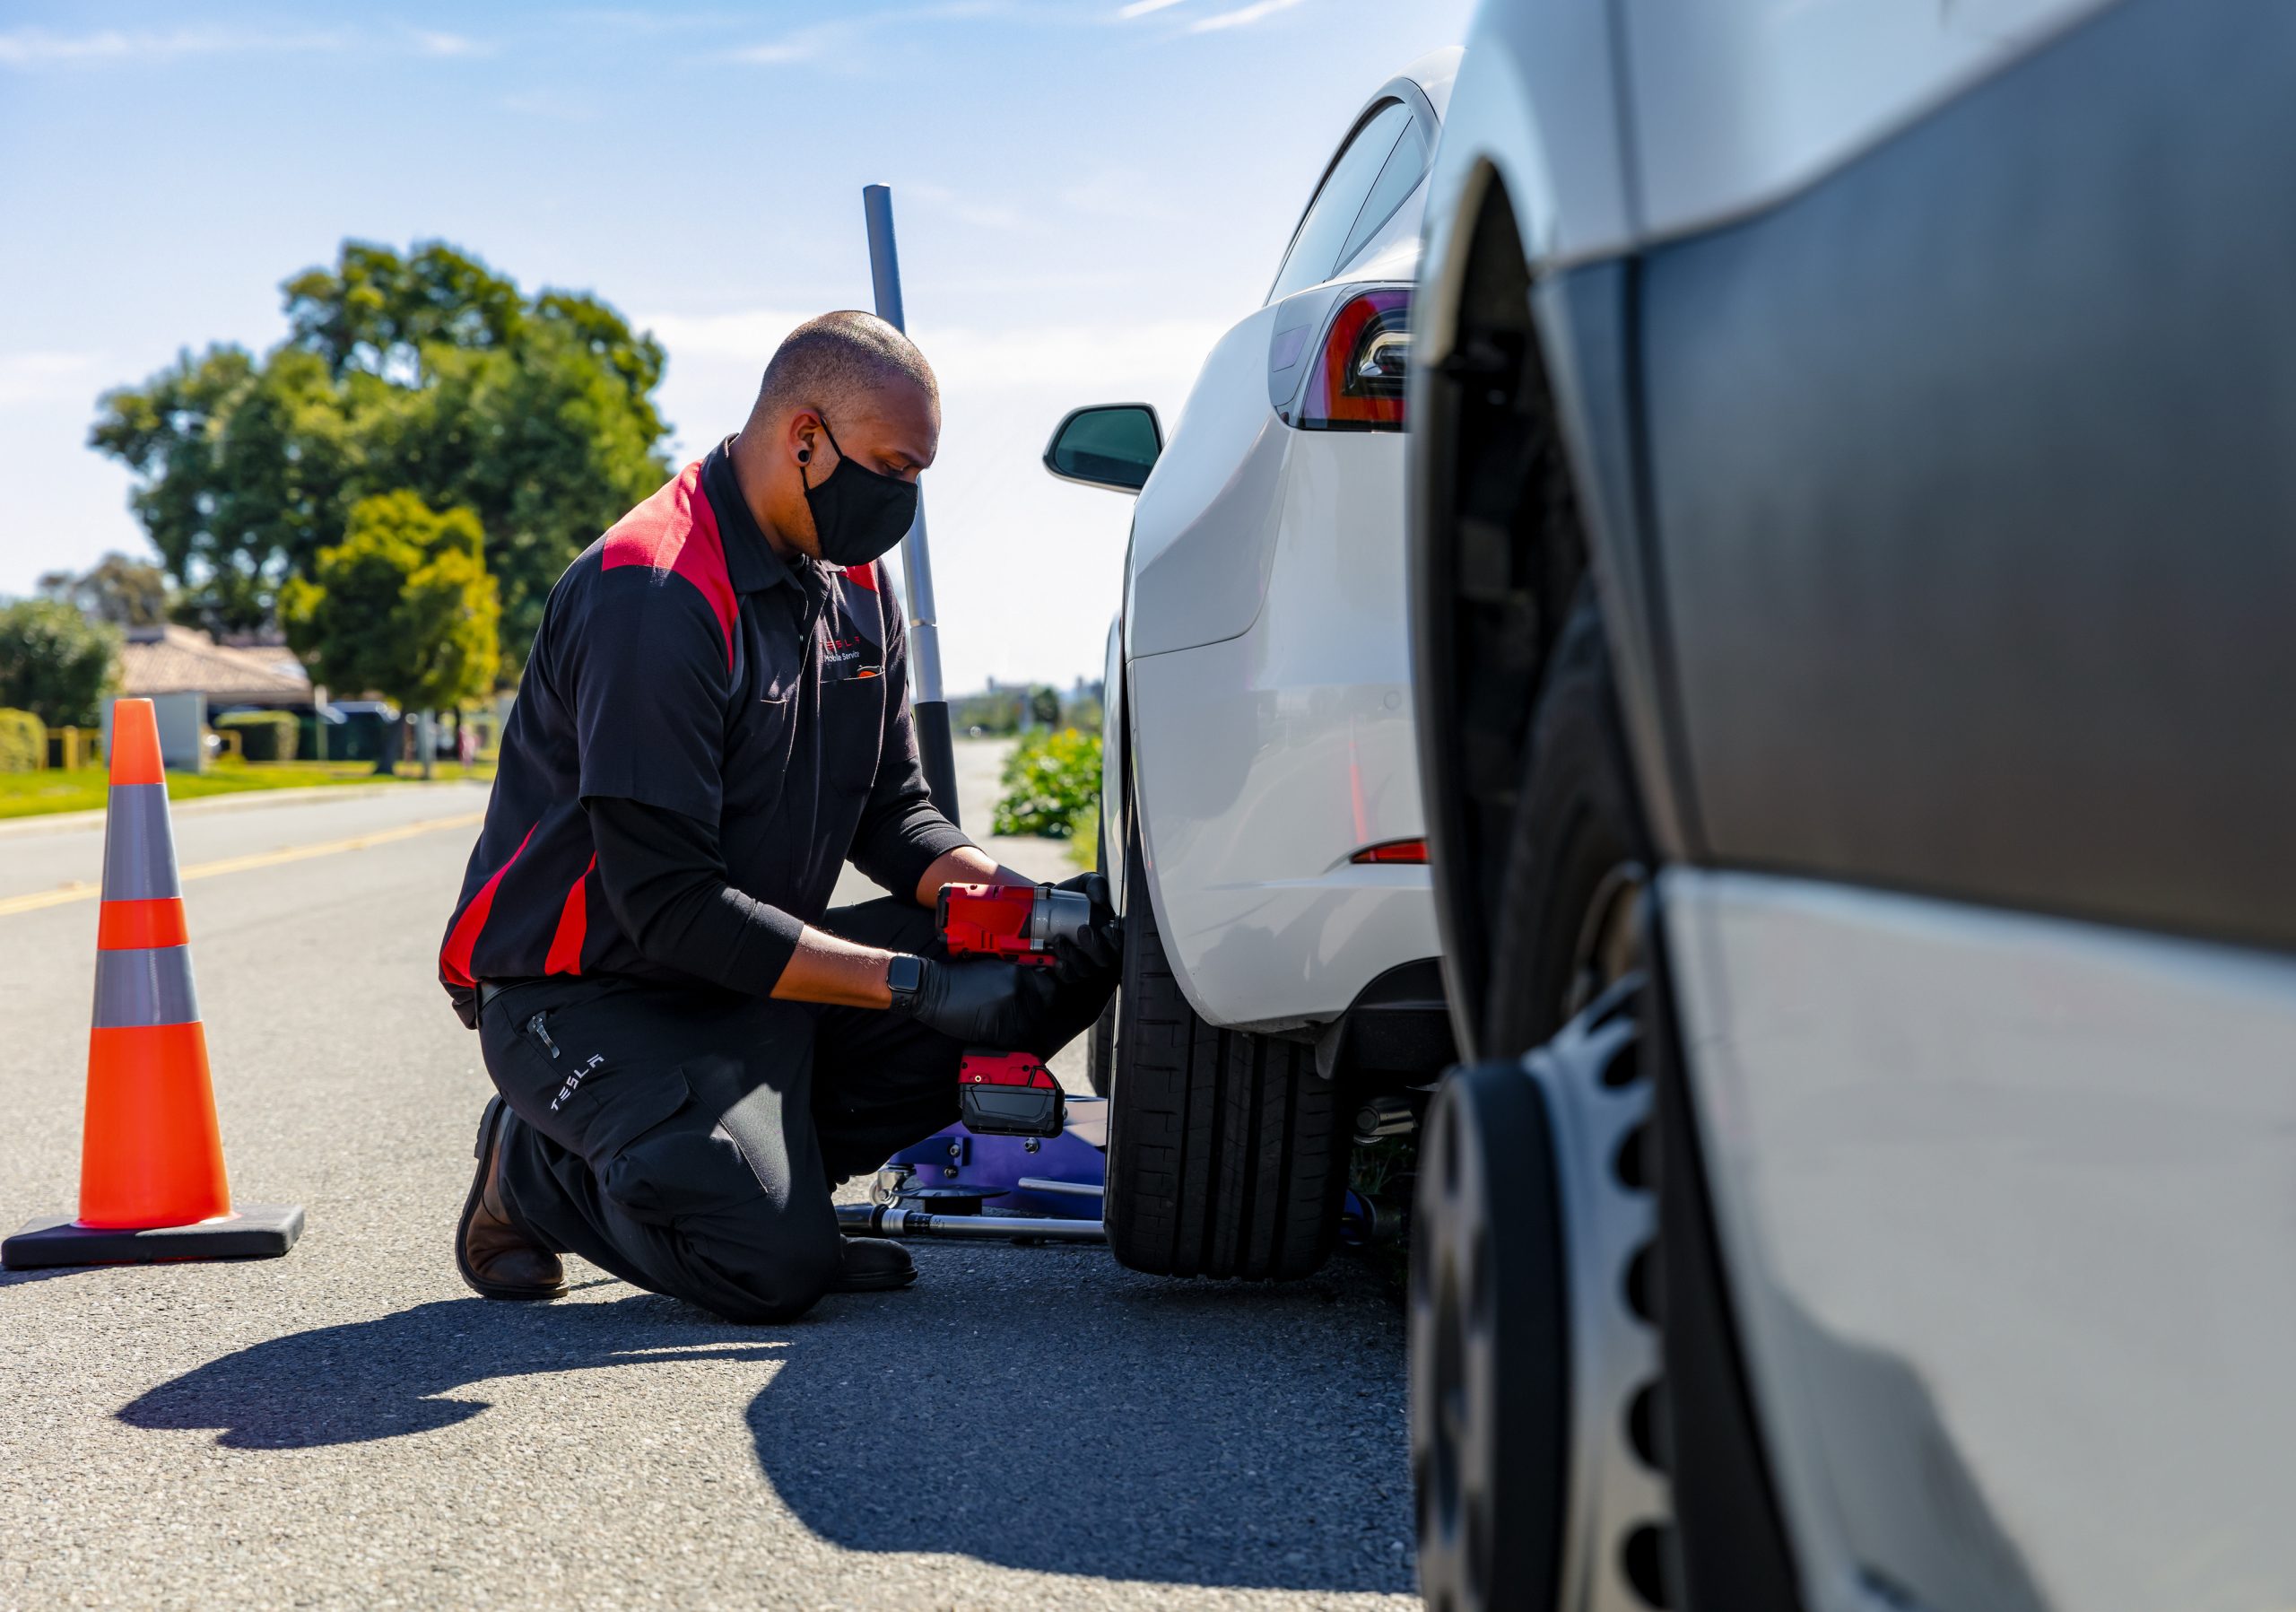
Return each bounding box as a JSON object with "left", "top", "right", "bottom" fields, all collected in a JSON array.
[
  {"left": 439, "top": 823, "right": 538, "bottom": 989},
  {"left": 602, "top": 461, "right": 737, "bottom": 669},
  {"left": 543, "top": 854, "right": 596, "bottom": 976},
  {"left": 844, "top": 562, "right": 880, "bottom": 592}
]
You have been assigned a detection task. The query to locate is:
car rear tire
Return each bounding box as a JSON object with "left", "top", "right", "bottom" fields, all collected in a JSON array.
[{"left": 1102, "top": 813, "right": 1350, "bottom": 1279}]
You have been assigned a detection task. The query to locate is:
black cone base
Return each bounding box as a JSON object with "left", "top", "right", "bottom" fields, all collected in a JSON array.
[{"left": 3, "top": 1203, "right": 304, "bottom": 1268}]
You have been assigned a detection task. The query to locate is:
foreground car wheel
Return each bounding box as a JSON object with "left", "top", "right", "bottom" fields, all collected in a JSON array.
[
  {"left": 1102, "top": 814, "right": 1350, "bottom": 1279},
  {"left": 1413, "top": 982, "right": 1671, "bottom": 1610},
  {"left": 1483, "top": 587, "right": 1646, "bottom": 1059}
]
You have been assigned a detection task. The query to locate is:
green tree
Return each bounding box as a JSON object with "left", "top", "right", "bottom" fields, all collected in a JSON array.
[
  {"left": 280, "top": 492, "right": 500, "bottom": 779},
  {"left": 0, "top": 598, "right": 120, "bottom": 728},
  {"left": 37, "top": 553, "right": 173, "bottom": 628},
  {"left": 91, "top": 240, "right": 670, "bottom": 667}
]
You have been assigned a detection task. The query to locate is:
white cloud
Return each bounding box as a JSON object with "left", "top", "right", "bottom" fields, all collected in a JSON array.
[
  {"left": 0, "top": 24, "right": 501, "bottom": 67},
  {"left": 640, "top": 308, "right": 1222, "bottom": 397},
  {"left": 1187, "top": 0, "right": 1308, "bottom": 31},
  {"left": 640, "top": 309, "right": 816, "bottom": 370},
  {"left": 413, "top": 30, "right": 491, "bottom": 57},
  {"left": 0, "top": 26, "right": 356, "bottom": 65},
  {"left": 0, "top": 353, "right": 100, "bottom": 408},
  {"left": 733, "top": 36, "right": 820, "bottom": 64},
  {"left": 735, "top": 24, "right": 835, "bottom": 65},
  {"left": 1118, "top": 0, "right": 1191, "bottom": 17},
  {"left": 905, "top": 181, "right": 1034, "bottom": 235}
]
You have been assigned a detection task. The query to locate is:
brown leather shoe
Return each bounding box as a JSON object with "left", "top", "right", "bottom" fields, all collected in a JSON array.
[{"left": 457, "top": 1096, "right": 566, "bottom": 1300}]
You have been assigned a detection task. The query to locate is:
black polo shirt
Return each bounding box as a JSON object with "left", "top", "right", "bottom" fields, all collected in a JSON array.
[{"left": 439, "top": 440, "right": 969, "bottom": 1013}]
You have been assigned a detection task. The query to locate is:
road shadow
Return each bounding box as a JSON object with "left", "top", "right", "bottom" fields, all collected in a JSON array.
[
  {"left": 114, "top": 1249, "right": 1413, "bottom": 1593},
  {"left": 744, "top": 1243, "right": 1414, "bottom": 1593},
  {"left": 117, "top": 1294, "right": 784, "bottom": 1448}
]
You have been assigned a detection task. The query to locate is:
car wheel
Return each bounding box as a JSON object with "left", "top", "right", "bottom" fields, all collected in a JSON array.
[
  {"left": 1413, "top": 980, "right": 1672, "bottom": 1612},
  {"left": 1103, "top": 811, "right": 1350, "bottom": 1279},
  {"left": 1481, "top": 586, "right": 1648, "bottom": 1059}
]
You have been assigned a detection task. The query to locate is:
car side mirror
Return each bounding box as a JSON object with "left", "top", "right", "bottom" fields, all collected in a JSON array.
[{"left": 1043, "top": 404, "right": 1163, "bottom": 494}]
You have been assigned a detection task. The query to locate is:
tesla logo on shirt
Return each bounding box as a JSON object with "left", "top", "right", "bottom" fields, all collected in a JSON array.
[{"left": 822, "top": 632, "right": 881, "bottom": 680}]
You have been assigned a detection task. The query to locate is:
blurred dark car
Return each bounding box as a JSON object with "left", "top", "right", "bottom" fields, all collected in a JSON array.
[{"left": 1404, "top": 3, "right": 2296, "bottom": 1608}]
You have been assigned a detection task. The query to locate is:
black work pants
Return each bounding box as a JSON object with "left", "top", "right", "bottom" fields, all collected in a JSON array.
[{"left": 477, "top": 897, "right": 992, "bottom": 1323}]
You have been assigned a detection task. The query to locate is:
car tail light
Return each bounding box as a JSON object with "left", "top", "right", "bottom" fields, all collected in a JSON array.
[
  {"left": 1299, "top": 288, "right": 1409, "bottom": 431},
  {"left": 1350, "top": 838, "right": 1427, "bottom": 865}
]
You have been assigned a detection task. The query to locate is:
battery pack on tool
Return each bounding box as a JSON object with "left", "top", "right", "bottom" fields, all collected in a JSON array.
[
  {"left": 958, "top": 1051, "right": 1065, "bottom": 1137},
  {"left": 938, "top": 883, "right": 1092, "bottom": 968}
]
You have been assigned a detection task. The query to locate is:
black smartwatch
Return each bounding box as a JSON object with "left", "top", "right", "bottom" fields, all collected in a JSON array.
[{"left": 884, "top": 953, "right": 926, "bottom": 1014}]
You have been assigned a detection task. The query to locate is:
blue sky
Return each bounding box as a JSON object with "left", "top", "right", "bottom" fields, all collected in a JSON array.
[{"left": 0, "top": 0, "right": 1473, "bottom": 692}]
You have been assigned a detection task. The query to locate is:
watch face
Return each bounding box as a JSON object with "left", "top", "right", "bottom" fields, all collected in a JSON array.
[{"left": 887, "top": 954, "right": 923, "bottom": 998}]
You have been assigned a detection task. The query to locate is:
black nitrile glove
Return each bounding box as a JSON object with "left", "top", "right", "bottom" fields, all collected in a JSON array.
[
  {"left": 898, "top": 955, "right": 1057, "bottom": 1048},
  {"left": 1046, "top": 871, "right": 1121, "bottom": 991}
]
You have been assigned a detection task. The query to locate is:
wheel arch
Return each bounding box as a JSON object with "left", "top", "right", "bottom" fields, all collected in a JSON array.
[{"left": 1408, "top": 161, "right": 1593, "bottom": 1063}]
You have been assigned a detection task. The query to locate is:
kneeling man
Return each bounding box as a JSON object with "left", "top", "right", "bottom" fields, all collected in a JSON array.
[{"left": 438, "top": 311, "right": 1117, "bottom": 1321}]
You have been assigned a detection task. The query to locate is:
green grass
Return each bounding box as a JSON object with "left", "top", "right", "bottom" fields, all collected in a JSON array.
[{"left": 0, "top": 757, "right": 495, "bottom": 820}]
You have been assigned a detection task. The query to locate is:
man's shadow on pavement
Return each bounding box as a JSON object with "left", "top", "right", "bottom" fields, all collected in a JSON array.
[
  {"left": 117, "top": 1291, "right": 785, "bottom": 1447},
  {"left": 743, "top": 1243, "right": 1414, "bottom": 1594},
  {"left": 116, "top": 1250, "right": 1413, "bottom": 1594}
]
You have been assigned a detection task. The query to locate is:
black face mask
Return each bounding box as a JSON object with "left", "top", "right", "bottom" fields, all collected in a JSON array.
[{"left": 800, "top": 414, "right": 919, "bottom": 568}]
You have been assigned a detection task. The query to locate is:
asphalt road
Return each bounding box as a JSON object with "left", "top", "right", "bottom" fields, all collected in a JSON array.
[{"left": 0, "top": 741, "right": 1414, "bottom": 1611}]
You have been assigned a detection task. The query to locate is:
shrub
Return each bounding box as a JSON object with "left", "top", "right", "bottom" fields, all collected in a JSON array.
[
  {"left": 214, "top": 710, "right": 300, "bottom": 762},
  {"left": 0, "top": 598, "right": 118, "bottom": 728},
  {"left": 1066, "top": 804, "right": 1100, "bottom": 871},
  {"left": 992, "top": 728, "right": 1100, "bottom": 839},
  {"left": 0, "top": 708, "right": 45, "bottom": 773}
]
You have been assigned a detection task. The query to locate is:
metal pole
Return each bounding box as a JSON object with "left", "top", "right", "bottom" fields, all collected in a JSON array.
[{"left": 862, "top": 183, "right": 961, "bottom": 826}]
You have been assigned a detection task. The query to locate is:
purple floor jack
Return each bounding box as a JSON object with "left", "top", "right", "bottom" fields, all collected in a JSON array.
[
  {"left": 835, "top": 1096, "right": 1111, "bottom": 1243},
  {"left": 834, "top": 1094, "right": 1387, "bottom": 1248}
]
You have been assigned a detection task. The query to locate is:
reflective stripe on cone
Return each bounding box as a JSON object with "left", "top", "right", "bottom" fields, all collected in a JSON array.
[
  {"left": 100, "top": 784, "right": 181, "bottom": 900},
  {"left": 91, "top": 945, "right": 201, "bottom": 1029}
]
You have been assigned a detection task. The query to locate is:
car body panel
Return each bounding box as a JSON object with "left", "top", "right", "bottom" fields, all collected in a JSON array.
[
  {"left": 1638, "top": 0, "right": 2296, "bottom": 951},
  {"left": 1124, "top": 304, "right": 1291, "bottom": 659},
  {"left": 1426, "top": 0, "right": 2293, "bottom": 1599},
  {"left": 1114, "top": 54, "right": 1454, "bottom": 1032},
  {"left": 1132, "top": 428, "right": 1437, "bottom": 1031},
  {"left": 1665, "top": 867, "right": 2296, "bottom": 1612},
  {"left": 1622, "top": 0, "right": 2114, "bottom": 246},
  {"left": 1415, "top": 2, "right": 1632, "bottom": 277}
]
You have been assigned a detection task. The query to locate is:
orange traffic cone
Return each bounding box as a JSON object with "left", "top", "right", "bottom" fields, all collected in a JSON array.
[{"left": 2, "top": 700, "right": 302, "bottom": 1268}]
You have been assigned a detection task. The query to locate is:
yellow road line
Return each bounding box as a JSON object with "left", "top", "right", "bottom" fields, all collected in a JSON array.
[{"left": 0, "top": 811, "right": 485, "bottom": 919}]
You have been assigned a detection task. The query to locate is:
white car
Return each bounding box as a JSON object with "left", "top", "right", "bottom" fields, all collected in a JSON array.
[
  {"left": 1405, "top": 2, "right": 2296, "bottom": 1609},
  {"left": 1042, "top": 48, "right": 1462, "bottom": 1281}
]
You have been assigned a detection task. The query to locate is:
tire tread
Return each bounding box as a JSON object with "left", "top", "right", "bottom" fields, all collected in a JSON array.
[{"left": 1107, "top": 826, "right": 1347, "bottom": 1280}]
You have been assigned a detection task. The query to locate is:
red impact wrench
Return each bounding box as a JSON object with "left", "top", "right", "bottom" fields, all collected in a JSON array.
[{"left": 935, "top": 883, "right": 1093, "bottom": 1137}]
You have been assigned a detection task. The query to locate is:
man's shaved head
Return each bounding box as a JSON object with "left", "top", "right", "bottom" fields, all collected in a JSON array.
[
  {"left": 752, "top": 309, "right": 938, "bottom": 430},
  {"left": 727, "top": 309, "right": 941, "bottom": 562}
]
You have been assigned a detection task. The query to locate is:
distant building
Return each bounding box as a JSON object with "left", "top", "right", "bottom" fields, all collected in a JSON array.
[{"left": 117, "top": 625, "right": 311, "bottom": 709}]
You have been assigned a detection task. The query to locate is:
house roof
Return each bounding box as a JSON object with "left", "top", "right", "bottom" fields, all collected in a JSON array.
[{"left": 118, "top": 626, "right": 312, "bottom": 706}]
